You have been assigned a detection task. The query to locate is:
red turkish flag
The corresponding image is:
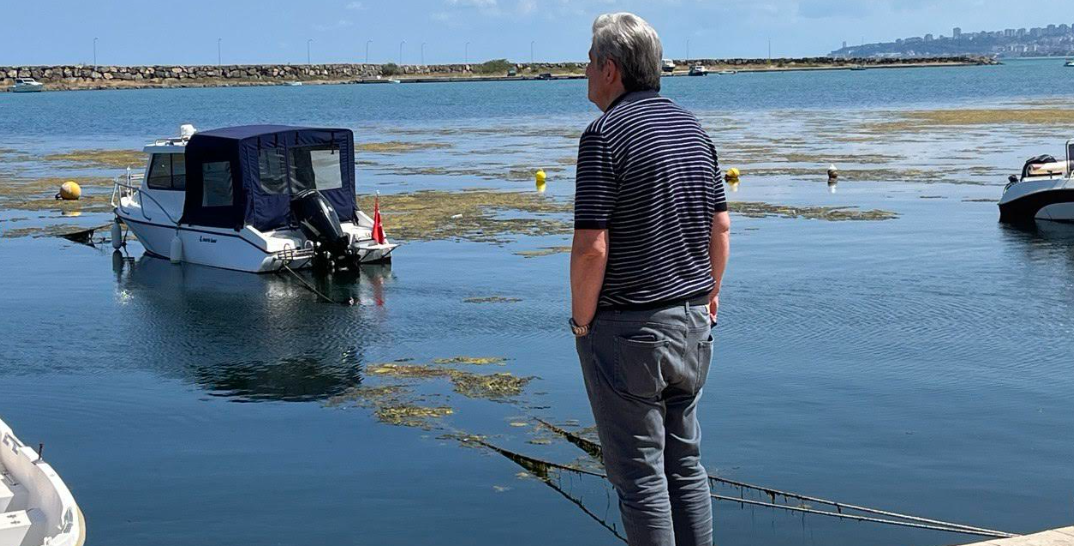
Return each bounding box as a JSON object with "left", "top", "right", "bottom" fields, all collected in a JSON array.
[{"left": 372, "top": 195, "right": 386, "bottom": 244}]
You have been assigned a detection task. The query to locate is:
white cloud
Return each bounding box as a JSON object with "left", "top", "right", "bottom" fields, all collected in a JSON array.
[
  {"left": 345, "top": 1, "right": 365, "bottom": 10},
  {"left": 313, "top": 19, "right": 353, "bottom": 31},
  {"left": 516, "top": 0, "right": 536, "bottom": 14},
  {"left": 447, "top": 0, "right": 498, "bottom": 7}
]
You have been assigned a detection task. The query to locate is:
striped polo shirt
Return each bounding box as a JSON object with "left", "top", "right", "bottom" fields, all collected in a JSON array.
[{"left": 574, "top": 89, "right": 727, "bottom": 308}]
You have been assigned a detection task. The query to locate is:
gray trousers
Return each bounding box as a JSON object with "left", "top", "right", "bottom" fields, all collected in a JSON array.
[{"left": 576, "top": 300, "right": 714, "bottom": 546}]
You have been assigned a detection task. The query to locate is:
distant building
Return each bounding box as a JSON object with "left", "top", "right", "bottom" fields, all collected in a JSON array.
[
  {"left": 953, "top": 27, "right": 961, "bottom": 39},
  {"left": 842, "top": 41, "right": 847, "bottom": 49},
  {"left": 1004, "top": 29, "right": 1015, "bottom": 37},
  {"left": 924, "top": 33, "right": 933, "bottom": 42},
  {"left": 1018, "top": 28, "right": 1027, "bottom": 37}
]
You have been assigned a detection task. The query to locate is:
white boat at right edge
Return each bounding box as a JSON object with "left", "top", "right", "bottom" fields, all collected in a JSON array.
[
  {"left": 999, "top": 139, "right": 1074, "bottom": 223},
  {"left": 0, "top": 417, "right": 84, "bottom": 546}
]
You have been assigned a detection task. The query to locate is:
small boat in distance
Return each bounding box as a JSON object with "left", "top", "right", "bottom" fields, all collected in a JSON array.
[
  {"left": 661, "top": 59, "right": 676, "bottom": 73},
  {"left": 717, "top": 69, "right": 737, "bottom": 75},
  {"left": 111, "top": 124, "right": 397, "bottom": 273},
  {"left": 849, "top": 64, "right": 867, "bottom": 71},
  {"left": 10, "top": 78, "right": 44, "bottom": 93},
  {"left": 0, "top": 416, "right": 85, "bottom": 546},
  {"left": 688, "top": 64, "right": 708, "bottom": 76},
  {"left": 1065, "top": 59, "right": 1074, "bottom": 67},
  {"left": 999, "top": 139, "right": 1074, "bottom": 223}
]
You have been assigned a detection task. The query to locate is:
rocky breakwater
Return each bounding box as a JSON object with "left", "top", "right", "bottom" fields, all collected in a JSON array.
[
  {"left": 0, "top": 57, "right": 994, "bottom": 91},
  {"left": 0, "top": 62, "right": 588, "bottom": 91}
]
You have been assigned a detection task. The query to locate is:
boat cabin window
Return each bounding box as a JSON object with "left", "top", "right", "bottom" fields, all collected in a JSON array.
[
  {"left": 289, "top": 146, "right": 343, "bottom": 192},
  {"left": 258, "top": 149, "right": 288, "bottom": 195},
  {"left": 202, "top": 161, "right": 233, "bottom": 207},
  {"left": 146, "top": 153, "right": 187, "bottom": 191}
]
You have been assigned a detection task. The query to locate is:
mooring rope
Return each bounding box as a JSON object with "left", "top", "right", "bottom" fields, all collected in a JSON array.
[
  {"left": 275, "top": 264, "right": 353, "bottom": 305},
  {"left": 531, "top": 418, "right": 1017, "bottom": 539}
]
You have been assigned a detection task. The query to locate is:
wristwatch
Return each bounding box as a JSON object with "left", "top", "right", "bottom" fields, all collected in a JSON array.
[{"left": 569, "top": 318, "right": 590, "bottom": 337}]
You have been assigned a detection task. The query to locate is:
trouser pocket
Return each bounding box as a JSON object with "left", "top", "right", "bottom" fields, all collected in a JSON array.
[
  {"left": 695, "top": 334, "right": 713, "bottom": 393},
  {"left": 614, "top": 335, "right": 671, "bottom": 399}
]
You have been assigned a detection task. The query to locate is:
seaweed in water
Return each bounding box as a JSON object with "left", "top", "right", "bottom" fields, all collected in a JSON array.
[
  {"left": 462, "top": 296, "right": 524, "bottom": 304},
  {"left": 42, "top": 149, "right": 146, "bottom": 169},
  {"left": 356, "top": 190, "right": 573, "bottom": 244}
]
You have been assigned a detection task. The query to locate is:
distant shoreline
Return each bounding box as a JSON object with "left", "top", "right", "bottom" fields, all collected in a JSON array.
[{"left": 1, "top": 56, "right": 997, "bottom": 93}]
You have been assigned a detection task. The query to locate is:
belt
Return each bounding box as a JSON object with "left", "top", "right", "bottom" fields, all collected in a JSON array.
[{"left": 599, "top": 292, "right": 710, "bottom": 312}]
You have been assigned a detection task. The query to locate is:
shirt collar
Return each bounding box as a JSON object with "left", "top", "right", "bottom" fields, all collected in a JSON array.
[{"left": 606, "top": 89, "right": 660, "bottom": 112}]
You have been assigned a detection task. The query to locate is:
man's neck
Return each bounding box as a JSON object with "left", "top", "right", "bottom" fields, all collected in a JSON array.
[{"left": 599, "top": 86, "right": 627, "bottom": 112}]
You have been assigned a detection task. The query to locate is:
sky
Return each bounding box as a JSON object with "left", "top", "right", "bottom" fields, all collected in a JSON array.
[{"left": 2, "top": 0, "right": 1072, "bottom": 66}]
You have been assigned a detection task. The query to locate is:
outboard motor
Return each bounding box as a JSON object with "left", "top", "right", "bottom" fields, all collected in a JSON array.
[{"left": 291, "top": 189, "right": 354, "bottom": 271}]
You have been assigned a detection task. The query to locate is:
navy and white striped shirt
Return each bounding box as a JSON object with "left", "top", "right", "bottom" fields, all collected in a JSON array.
[{"left": 575, "top": 90, "right": 727, "bottom": 308}]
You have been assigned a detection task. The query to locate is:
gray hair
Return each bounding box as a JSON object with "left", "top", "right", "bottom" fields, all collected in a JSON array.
[{"left": 591, "top": 12, "right": 663, "bottom": 92}]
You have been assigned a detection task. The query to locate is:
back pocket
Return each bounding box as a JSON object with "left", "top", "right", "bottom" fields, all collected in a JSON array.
[
  {"left": 696, "top": 335, "right": 714, "bottom": 393},
  {"left": 614, "top": 335, "right": 670, "bottom": 399}
]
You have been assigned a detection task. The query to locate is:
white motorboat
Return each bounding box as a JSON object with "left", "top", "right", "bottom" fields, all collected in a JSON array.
[
  {"left": 661, "top": 59, "right": 676, "bottom": 73},
  {"left": 9, "top": 78, "right": 44, "bottom": 93},
  {"left": 688, "top": 64, "right": 708, "bottom": 76},
  {"left": 999, "top": 139, "right": 1074, "bottom": 223},
  {"left": 111, "top": 124, "right": 398, "bottom": 273},
  {"left": 0, "top": 417, "right": 85, "bottom": 546},
  {"left": 717, "top": 69, "right": 737, "bottom": 75},
  {"left": 1065, "top": 59, "right": 1074, "bottom": 67}
]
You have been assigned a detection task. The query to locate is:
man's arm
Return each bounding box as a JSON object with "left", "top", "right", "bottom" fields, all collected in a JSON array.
[
  {"left": 709, "top": 211, "right": 730, "bottom": 322},
  {"left": 571, "top": 228, "right": 609, "bottom": 327}
]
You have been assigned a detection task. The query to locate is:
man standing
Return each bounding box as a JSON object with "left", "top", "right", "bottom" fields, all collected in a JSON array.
[{"left": 570, "top": 12, "right": 730, "bottom": 546}]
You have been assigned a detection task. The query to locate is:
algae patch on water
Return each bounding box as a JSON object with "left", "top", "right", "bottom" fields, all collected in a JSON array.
[
  {"left": 867, "top": 108, "right": 1074, "bottom": 132},
  {"left": 463, "top": 296, "right": 523, "bottom": 304},
  {"left": 357, "top": 141, "right": 452, "bottom": 154},
  {"left": 366, "top": 361, "right": 533, "bottom": 401},
  {"left": 729, "top": 201, "right": 897, "bottom": 221},
  {"left": 514, "top": 246, "right": 571, "bottom": 258},
  {"left": 375, "top": 405, "right": 454, "bottom": 428},
  {"left": 432, "top": 356, "right": 507, "bottom": 365},
  {"left": 43, "top": 149, "right": 146, "bottom": 169},
  {"left": 356, "top": 190, "right": 572, "bottom": 244}
]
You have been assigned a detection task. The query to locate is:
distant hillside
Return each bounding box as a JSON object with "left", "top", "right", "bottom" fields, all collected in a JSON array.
[{"left": 831, "top": 23, "right": 1074, "bottom": 58}]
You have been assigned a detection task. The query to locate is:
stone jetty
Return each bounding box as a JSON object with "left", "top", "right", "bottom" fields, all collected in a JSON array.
[{"left": 0, "top": 56, "right": 997, "bottom": 92}]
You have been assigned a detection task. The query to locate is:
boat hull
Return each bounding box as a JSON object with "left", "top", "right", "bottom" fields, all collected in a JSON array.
[
  {"left": 117, "top": 213, "right": 396, "bottom": 273},
  {"left": 0, "top": 417, "right": 84, "bottom": 546},
  {"left": 10, "top": 86, "right": 43, "bottom": 93},
  {"left": 998, "top": 177, "right": 1074, "bottom": 223}
]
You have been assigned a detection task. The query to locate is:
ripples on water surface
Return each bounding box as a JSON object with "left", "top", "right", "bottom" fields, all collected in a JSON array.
[{"left": 1, "top": 59, "right": 1073, "bottom": 546}]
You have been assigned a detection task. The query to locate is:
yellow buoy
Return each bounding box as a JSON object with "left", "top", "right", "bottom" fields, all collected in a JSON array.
[
  {"left": 58, "top": 181, "right": 82, "bottom": 201},
  {"left": 725, "top": 167, "right": 740, "bottom": 184},
  {"left": 535, "top": 169, "right": 547, "bottom": 192}
]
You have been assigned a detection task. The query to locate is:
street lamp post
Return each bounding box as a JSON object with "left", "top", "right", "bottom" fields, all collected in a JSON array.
[
  {"left": 93, "top": 37, "right": 98, "bottom": 67},
  {"left": 530, "top": 40, "right": 535, "bottom": 65},
  {"left": 421, "top": 42, "right": 426, "bottom": 66},
  {"left": 686, "top": 39, "right": 690, "bottom": 60},
  {"left": 365, "top": 40, "right": 373, "bottom": 64},
  {"left": 464, "top": 41, "right": 470, "bottom": 65},
  {"left": 217, "top": 38, "right": 222, "bottom": 66},
  {"left": 307, "top": 39, "right": 313, "bottom": 65},
  {"left": 399, "top": 40, "right": 405, "bottom": 65}
]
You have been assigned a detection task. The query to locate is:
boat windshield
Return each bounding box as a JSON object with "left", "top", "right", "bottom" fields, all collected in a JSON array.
[{"left": 1068, "top": 140, "right": 1074, "bottom": 177}]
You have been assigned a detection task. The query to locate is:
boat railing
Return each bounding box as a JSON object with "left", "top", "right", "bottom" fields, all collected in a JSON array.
[{"left": 111, "top": 167, "right": 181, "bottom": 225}]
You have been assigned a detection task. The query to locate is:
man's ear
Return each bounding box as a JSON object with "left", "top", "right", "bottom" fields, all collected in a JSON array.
[{"left": 602, "top": 58, "right": 618, "bottom": 84}]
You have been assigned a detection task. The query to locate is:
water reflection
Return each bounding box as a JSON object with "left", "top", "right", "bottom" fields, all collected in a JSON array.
[
  {"left": 112, "top": 254, "right": 396, "bottom": 402},
  {"left": 827, "top": 177, "right": 838, "bottom": 194}
]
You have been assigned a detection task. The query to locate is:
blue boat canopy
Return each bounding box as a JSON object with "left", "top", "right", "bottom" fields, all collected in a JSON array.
[{"left": 180, "top": 125, "right": 356, "bottom": 231}]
